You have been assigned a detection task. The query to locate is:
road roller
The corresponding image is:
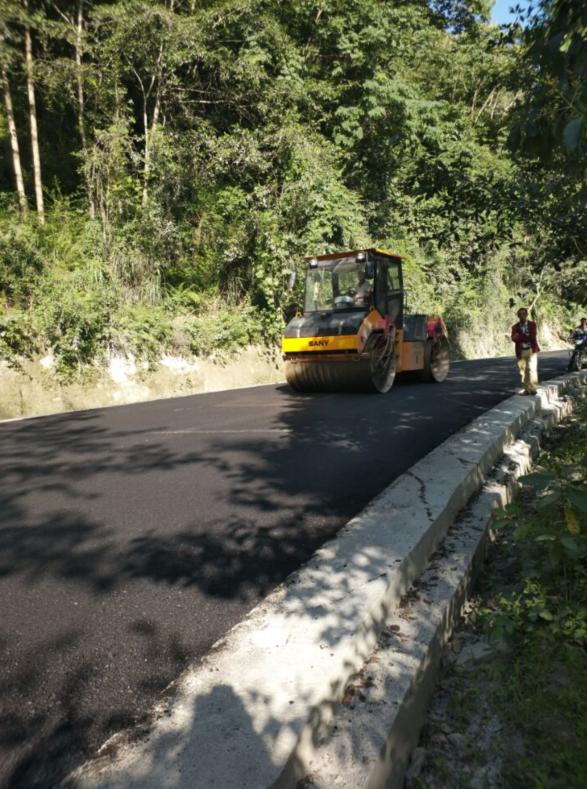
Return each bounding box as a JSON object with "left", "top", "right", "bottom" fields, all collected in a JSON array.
[{"left": 282, "top": 248, "right": 450, "bottom": 393}]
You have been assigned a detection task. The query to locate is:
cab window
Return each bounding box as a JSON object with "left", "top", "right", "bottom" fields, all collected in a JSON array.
[{"left": 387, "top": 262, "right": 401, "bottom": 292}]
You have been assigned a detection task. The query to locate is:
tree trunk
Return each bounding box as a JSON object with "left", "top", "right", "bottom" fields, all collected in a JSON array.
[
  {"left": 1, "top": 65, "right": 28, "bottom": 218},
  {"left": 141, "top": 72, "right": 160, "bottom": 207},
  {"left": 141, "top": 0, "right": 173, "bottom": 206},
  {"left": 75, "top": 0, "right": 95, "bottom": 219},
  {"left": 24, "top": 11, "right": 44, "bottom": 224},
  {"left": 142, "top": 97, "right": 149, "bottom": 207},
  {"left": 75, "top": 0, "right": 86, "bottom": 151}
]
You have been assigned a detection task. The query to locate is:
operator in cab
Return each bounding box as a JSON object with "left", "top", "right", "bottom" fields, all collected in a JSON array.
[{"left": 353, "top": 270, "right": 372, "bottom": 306}]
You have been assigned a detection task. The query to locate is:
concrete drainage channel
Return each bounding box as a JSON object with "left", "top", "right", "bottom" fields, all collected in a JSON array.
[{"left": 67, "top": 371, "right": 587, "bottom": 789}]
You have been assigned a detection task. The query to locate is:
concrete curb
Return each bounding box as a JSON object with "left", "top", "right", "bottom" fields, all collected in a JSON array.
[{"left": 67, "top": 372, "right": 587, "bottom": 789}]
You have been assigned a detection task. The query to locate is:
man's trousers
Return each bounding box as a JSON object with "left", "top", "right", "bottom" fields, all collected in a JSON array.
[{"left": 517, "top": 349, "right": 538, "bottom": 393}]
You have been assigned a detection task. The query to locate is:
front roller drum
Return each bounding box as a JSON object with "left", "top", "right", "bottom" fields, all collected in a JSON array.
[
  {"left": 285, "top": 358, "right": 372, "bottom": 392},
  {"left": 285, "top": 337, "right": 396, "bottom": 394}
]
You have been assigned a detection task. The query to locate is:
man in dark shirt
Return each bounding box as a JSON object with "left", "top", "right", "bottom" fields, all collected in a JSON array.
[{"left": 511, "top": 307, "right": 540, "bottom": 395}]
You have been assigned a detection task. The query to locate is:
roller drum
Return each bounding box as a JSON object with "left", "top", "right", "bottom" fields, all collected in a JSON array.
[
  {"left": 285, "top": 358, "right": 375, "bottom": 392},
  {"left": 419, "top": 337, "right": 450, "bottom": 382},
  {"left": 285, "top": 340, "right": 396, "bottom": 394}
]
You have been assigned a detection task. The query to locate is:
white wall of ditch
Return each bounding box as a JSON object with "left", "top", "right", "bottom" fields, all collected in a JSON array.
[{"left": 0, "top": 346, "right": 283, "bottom": 421}]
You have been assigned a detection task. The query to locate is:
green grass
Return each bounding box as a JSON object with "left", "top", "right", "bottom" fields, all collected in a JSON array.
[
  {"left": 497, "top": 640, "right": 587, "bottom": 787},
  {"left": 483, "top": 399, "right": 587, "bottom": 788}
]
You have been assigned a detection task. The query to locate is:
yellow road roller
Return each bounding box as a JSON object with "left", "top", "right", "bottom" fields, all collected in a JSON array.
[{"left": 282, "top": 248, "right": 449, "bottom": 393}]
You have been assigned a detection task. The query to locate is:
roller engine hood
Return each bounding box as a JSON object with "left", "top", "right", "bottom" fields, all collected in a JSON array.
[{"left": 283, "top": 311, "right": 366, "bottom": 339}]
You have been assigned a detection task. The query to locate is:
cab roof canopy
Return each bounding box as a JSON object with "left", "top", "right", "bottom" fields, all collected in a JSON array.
[{"left": 303, "top": 248, "right": 402, "bottom": 264}]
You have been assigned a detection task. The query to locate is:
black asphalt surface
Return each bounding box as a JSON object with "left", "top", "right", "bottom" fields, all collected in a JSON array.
[{"left": 0, "top": 351, "right": 568, "bottom": 787}]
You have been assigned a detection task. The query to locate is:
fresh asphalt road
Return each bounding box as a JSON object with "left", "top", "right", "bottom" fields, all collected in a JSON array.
[{"left": 0, "top": 351, "right": 568, "bottom": 787}]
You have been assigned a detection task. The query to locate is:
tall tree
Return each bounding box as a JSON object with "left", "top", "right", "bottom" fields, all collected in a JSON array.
[
  {"left": 1, "top": 1, "right": 28, "bottom": 216},
  {"left": 23, "top": 0, "right": 44, "bottom": 223},
  {"left": 49, "top": 0, "right": 96, "bottom": 216},
  {"left": 1, "top": 64, "right": 28, "bottom": 217},
  {"left": 93, "top": 0, "right": 188, "bottom": 207}
]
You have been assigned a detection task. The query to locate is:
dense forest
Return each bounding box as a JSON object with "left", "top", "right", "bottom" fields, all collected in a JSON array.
[{"left": 0, "top": 0, "right": 585, "bottom": 373}]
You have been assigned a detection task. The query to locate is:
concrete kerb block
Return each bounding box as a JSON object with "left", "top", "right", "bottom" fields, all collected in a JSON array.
[
  {"left": 67, "top": 373, "right": 587, "bottom": 789},
  {"left": 296, "top": 510, "right": 491, "bottom": 789},
  {"left": 296, "top": 373, "right": 587, "bottom": 789}
]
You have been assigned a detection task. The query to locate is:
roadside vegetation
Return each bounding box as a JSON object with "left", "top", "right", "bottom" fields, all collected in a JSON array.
[
  {"left": 1, "top": 0, "right": 585, "bottom": 376},
  {"left": 409, "top": 396, "right": 587, "bottom": 788}
]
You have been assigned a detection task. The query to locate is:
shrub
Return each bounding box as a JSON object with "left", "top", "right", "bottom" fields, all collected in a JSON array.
[
  {"left": 0, "top": 309, "right": 38, "bottom": 366},
  {"left": 112, "top": 304, "right": 174, "bottom": 364},
  {"left": 183, "top": 302, "right": 263, "bottom": 357},
  {"left": 38, "top": 271, "right": 117, "bottom": 374},
  {"left": 489, "top": 403, "right": 587, "bottom": 647},
  {"left": 0, "top": 220, "right": 44, "bottom": 304}
]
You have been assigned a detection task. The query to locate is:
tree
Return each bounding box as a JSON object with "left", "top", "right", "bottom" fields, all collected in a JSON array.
[
  {"left": 523, "top": 0, "right": 587, "bottom": 154},
  {"left": 92, "top": 0, "right": 188, "bottom": 207},
  {"left": 1, "top": 0, "right": 28, "bottom": 216},
  {"left": 48, "top": 0, "right": 95, "bottom": 216},
  {"left": 1, "top": 57, "right": 28, "bottom": 216},
  {"left": 23, "top": 0, "right": 44, "bottom": 222}
]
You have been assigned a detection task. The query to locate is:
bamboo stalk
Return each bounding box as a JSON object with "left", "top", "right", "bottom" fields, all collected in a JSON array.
[
  {"left": 24, "top": 4, "right": 44, "bottom": 224},
  {"left": 1, "top": 64, "right": 28, "bottom": 218}
]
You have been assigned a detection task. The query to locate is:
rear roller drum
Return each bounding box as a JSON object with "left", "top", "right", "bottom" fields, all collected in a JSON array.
[
  {"left": 419, "top": 337, "right": 450, "bottom": 382},
  {"left": 369, "top": 335, "right": 396, "bottom": 393}
]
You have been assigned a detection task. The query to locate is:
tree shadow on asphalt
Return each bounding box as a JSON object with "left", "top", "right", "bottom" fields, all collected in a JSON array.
[
  {"left": 1, "top": 628, "right": 93, "bottom": 788},
  {"left": 0, "top": 382, "right": 439, "bottom": 596},
  {"left": 0, "top": 619, "right": 194, "bottom": 788},
  {"left": 0, "top": 354, "right": 542, "bottom": 598},
  {"left": 0, "top": 354, "right": 567, "bottom": 785},
  {"left": 54, "top": 541, "right": 453, "bottom": 788}
]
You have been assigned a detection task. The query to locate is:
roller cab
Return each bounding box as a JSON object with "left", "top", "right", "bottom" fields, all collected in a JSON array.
[{"left": 282, "top": 248, "right": 449, "bottom": 393}]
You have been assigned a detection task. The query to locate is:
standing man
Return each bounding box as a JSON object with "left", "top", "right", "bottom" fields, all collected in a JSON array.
[{"left": 511, "top": 307, "right": 540, "bottom": 395}]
